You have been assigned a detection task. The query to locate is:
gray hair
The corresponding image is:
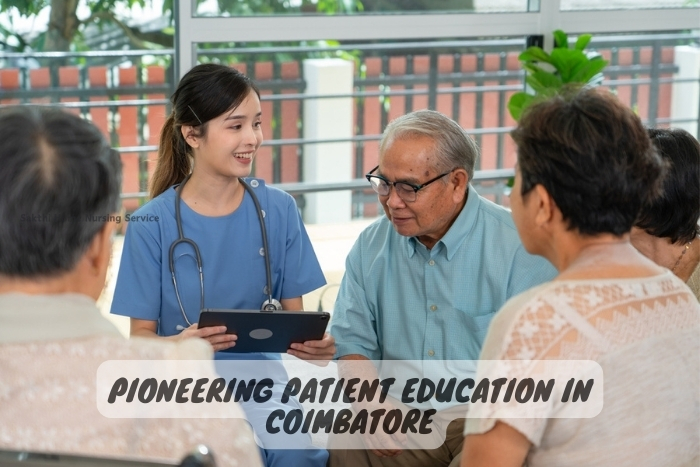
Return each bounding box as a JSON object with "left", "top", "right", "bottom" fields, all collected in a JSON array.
[
  {"left": 379, "top": 109, "right": 480, "bottom": 180},
  {"left": 0, "top": 106, "right": 122, "bottom": 277}
]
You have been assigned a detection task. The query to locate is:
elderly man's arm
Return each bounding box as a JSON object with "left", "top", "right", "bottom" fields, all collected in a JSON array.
[
  {"left": 461, "top": 422, "right": 530, "bottom": 467},
  {"left": 328, "top": 238, "right": 382, "bottom": 361},
  {"left": 337, "top": 354, "right": 407, "bottom": 457}
]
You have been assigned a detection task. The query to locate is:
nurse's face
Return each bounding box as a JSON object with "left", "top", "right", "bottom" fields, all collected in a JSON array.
[{"left": 189, "top": 90, "right": 263, "bottom": 180}]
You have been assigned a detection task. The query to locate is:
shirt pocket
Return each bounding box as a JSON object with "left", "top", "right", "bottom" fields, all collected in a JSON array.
[{"left": 453, "top": 308, "right": 498, "bottom": 358}]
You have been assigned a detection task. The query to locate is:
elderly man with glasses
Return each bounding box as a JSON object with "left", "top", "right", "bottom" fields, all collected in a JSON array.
[{"left": 327, "top": 109, "right": 556, "bottom": 467}]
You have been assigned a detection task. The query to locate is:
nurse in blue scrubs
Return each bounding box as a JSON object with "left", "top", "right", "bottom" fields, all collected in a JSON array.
[{"left": 111, "top": 63, "right": 333, "bottom": 467}]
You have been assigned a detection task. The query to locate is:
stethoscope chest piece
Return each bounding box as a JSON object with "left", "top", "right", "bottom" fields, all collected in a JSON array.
[{"left": 261, "top": 298, "right": 283, "bottom": 312}]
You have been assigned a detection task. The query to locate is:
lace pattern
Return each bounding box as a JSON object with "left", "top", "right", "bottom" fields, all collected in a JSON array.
[
  {"left": 0, "top": 336, "right": 261, "bottom": 467},
  {"left": 498, "top": 274, "right": 697, "bottom": 361},
  {"left": 465, "top": 273, "right": 700, "bottom": 467}
]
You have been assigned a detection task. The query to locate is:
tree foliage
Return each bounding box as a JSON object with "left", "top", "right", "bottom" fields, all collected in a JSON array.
[
  {"left": 0, "top": 0, "right": 170, "bottom": 51},
  {"left": 0, "top": 0, "right": 366, "bottom": 52},
  {"left": 1, "top": 0, "right": 461, "bottom": 53}
]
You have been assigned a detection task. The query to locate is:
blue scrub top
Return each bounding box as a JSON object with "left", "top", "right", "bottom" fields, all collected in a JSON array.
[{"left": 110, "top": 178, "right": 326, "bottom": 359}]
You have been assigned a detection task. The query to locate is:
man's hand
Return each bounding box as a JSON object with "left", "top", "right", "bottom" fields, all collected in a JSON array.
[
  {"left": 336, "top": 354, "right": 407, "bottom": 456},
  {"left": 287, "top": 332, "right": 335, "bottom": 364},
  {"left": 359, "top": 399, "right": 407, "bottom": 457}
]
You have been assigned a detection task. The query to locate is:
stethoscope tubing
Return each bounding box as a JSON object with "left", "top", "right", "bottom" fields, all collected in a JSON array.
[{"left": 170, "top": 174, "right": 279, "bottom": 329}]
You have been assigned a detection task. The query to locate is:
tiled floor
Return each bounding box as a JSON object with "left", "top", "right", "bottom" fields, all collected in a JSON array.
[{"left": 97, "top": 217, "right": 377, "bottom": 336}]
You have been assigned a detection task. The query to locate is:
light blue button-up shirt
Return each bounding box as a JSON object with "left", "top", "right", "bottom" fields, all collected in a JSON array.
[{"left": 330, "top": 184, "right": 557, "bottom": 363}]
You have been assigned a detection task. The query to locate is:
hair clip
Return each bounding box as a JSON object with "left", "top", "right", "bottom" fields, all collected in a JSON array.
[{"left": 187, "top": 105, "right": 203, "bottom": 125}]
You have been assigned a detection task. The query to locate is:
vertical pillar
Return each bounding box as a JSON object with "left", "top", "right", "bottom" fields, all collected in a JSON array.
[
  {"left": 302, "top": 59, "right": 354, "bottom": 224},
  {"left": 538, "top": 0, "right": 561, "bottom": 52},
  {"left": 671, "top": 46, "right": 700, "bottom": 138}
]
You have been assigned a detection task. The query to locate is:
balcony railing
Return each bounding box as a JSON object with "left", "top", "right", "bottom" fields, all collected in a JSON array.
[{"left": 1, "top": 31, "right": 698, "bottom": 219}]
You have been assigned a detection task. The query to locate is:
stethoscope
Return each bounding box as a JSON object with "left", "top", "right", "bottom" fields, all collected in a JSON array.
[{"left": 170, "top": 174, "right": 282, "bottom": 331}]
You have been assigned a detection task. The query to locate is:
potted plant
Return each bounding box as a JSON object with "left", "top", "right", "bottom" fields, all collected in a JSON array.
[{"left": 508, "top": 29, "right": 609, "bottom": 121}]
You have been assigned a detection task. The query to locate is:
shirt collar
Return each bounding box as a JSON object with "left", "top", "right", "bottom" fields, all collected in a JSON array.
[
  {"left": 406, "top": 184, "right": 480, "bottom": 260},
  {"left": 0, "top": 293, "right": 122, "bottom": 343}
]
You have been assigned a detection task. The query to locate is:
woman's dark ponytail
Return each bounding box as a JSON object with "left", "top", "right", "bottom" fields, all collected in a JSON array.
[{"left": 150, "top": 114, "right": 191, "bottom": 198}]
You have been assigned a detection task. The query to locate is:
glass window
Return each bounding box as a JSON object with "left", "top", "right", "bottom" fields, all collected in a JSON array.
[
  {"left": 561, "top": 0, "right": 696, "bottom": 10},
  {"left": 194, "top": 0, "right": 531, "bottom": 17}
]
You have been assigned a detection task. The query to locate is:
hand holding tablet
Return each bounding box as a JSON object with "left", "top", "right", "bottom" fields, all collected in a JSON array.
[{"left": 198, "top": 309, "right": 330, "bottom": 354}]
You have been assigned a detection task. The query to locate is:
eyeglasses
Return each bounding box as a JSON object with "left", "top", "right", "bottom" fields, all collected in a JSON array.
[{"left": 365, "top": 166, "right": 455, "bottom": 203}]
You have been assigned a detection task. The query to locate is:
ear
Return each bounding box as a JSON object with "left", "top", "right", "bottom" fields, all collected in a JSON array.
[
  {"left": 532, "top": 184, "right": 555, "bottom": 227},
  {"left": 84, "top": 220, "right": 117, "bottom": 299},
  {"left": 450, "top": 169, "right": 469, "bottom": 203},
  {"left": 180, "top": 125, "right": 200, "bottom": 149}
]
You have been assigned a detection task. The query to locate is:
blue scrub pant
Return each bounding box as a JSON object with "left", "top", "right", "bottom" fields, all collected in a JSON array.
[
  {"left": 259, "top": 447, "right": 328, "bottom": 467},
  {"left": 214, "top": 355, "right": 328, "bottom": 467}
]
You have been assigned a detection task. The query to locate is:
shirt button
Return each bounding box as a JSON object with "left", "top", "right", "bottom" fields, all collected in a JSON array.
[
  {"left": 428, "top": 260, "right": 435, "bottom": 266},
  {"left": 259, "top": 248, "right": 265, "bottom": 256},
  {"left": 427, "top": 350, "right": 435, "bottom": 357},
  {"left": 250, "top": 179, "right": 259, "bottom": 188},
  {"left": 430, "top": 305, "right": 437, "bottom": 311}
]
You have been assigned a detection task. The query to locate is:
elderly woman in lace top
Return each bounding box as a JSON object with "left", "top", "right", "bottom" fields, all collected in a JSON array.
[
  {"left": 631, "top": 128, "right": 700, "bottom": 301},
  {"left": 460, "top": 88, "right": 700, "bottom": 467}
]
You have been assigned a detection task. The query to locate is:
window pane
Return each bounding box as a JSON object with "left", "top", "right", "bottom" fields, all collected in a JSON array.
[
  {"left": 194, "top": 0, "right": 531, "bottom": 17},
  {"left": 561, "top": 0, "right": 697, "bottom": 10}
]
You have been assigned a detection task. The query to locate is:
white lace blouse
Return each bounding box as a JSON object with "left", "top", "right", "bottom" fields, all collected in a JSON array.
[{"left": 464, "top": 271, "right": 700, "bottom": 467}]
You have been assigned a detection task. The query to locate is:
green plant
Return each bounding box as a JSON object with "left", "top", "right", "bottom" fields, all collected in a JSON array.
[{"left": 507, "top": 30, "right": 609, "bottom": 121}]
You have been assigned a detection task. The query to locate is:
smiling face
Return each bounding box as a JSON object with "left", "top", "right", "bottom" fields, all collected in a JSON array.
[
  {"left": 378, "top": 134, "right": 468, "bottom": 249},
  {"left": 187, "top": 90, "right": 263, "bottom": 180}
]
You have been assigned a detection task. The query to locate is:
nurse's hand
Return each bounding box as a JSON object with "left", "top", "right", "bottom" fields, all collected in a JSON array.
[
  {"left": 179, "top": 324, "right": 237, "bottom": 352},
  {"left": 287, "top": 332, "right": 335, "bottom": 364}
]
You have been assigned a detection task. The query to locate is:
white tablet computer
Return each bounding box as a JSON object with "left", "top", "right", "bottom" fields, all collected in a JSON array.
[{"left": 198, "top": 309, "right": 330, "bottom": 353}]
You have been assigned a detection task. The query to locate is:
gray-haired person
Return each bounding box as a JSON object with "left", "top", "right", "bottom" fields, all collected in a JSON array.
[
  {"left": 0, "top": 106, "right": 262, "bottom": 467},
  {"left": 328, "top": 109, "right": 556, "bottom": 467}
]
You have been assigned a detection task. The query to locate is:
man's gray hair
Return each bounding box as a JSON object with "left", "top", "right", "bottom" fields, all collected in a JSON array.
[{"left": 379, "top": 109, "right": 480, "bottom": 180}]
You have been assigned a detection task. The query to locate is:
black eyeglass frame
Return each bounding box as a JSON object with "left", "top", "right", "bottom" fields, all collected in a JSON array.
[{"left": 365, "top": 165, "right": 456, "bottom": 202}]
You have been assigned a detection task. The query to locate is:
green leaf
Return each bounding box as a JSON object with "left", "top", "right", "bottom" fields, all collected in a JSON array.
[
  {"left": 0, "top": 0, "right": 49, "bottom": 16},
  {"left": 522, "top": 62, "right": 551, "bottom": 76},
  {"left": 574, "top": 34, "right": 592, "bottom": 51},
  {"left": 519, "top": 46, "right": 552, "bottom": 64},
  {"left": 550, "top": 48, "right": 587, "bottom": 82},
  {"left": 570, "top": 58, "right": 609, "bottom": 84},
  {"left": 508, "top": 92, "right": 535, "bottom": 121},
  {"left": 526, "top": 71, "right": 563, "bottom": 94},
  {"left": 553, "top": 30, "right": 568, "bottom": 49}
]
